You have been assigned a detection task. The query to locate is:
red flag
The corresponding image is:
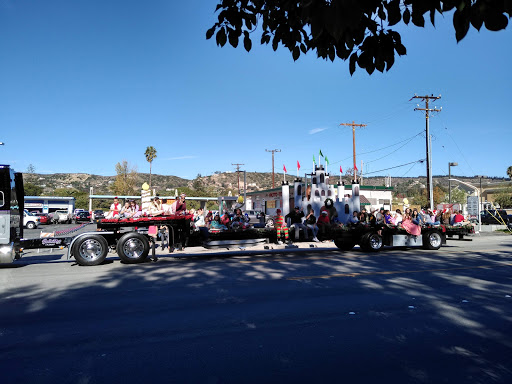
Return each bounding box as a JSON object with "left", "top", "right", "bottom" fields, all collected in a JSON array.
[
  {"left": 297, "top": 161, "right": 300, "bottom": 170},
  {"left": 340, "top": 166, "right": 343, "bottom": 173},
  {"left": 283, "top": 164, "right": 287, "bottom": 173},
  {"left": 354, "top": 164, "right": 358, "bottom": 171}
]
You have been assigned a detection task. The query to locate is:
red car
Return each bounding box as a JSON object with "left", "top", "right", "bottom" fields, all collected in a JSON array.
[{"left": 32, "top": 212, "right": 50, "bottom": 225}]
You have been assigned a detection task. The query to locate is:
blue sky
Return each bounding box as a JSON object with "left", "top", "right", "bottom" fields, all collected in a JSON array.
[{"left": 1, "top": 1, "right": 511, "bottom": 181}]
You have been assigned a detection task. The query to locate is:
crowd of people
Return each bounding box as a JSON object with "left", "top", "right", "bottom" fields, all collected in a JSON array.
[
  {"left": 104, "top": 194, "right": 189, "bottom": 219},
  {"left": 103, "top": 195, "right": 472, "bottom": 244}
]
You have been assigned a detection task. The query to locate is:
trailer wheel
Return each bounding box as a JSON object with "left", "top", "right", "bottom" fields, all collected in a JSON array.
[
  {"left": 72, "top": 235, "right": 109, "bottom": 266},
  {"left": 360, "top": 232, "right": 383, "bottom": 252},
  {"left": 334, "top": 237, "right": 355, "bottom": 251},
  {"left": 422, "top": 230, "right": 442, "bottom": 250},
  {"left": 117, "top": 232, "right": 150, "bottom": 264},
  {"left": 26, "top": 221, "right": 36, "bottom": 229}
]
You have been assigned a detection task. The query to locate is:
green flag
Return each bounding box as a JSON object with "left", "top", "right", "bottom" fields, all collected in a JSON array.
[
  {"left": 313, "top": 155, "right": 316, "bottom": 164},
  {"left": 325, "top": 156, "right": 329, "bottom": 165},
  {"left": 319, "top": 149, "right": 324, "bottom": 157}
]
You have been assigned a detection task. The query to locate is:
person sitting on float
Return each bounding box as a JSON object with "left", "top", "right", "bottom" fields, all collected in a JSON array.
[
  {"left": 209, "top": 214, "right": 228, "bottom": 233},
  {"left": 232, "top": 208, "right": 250, "bottom": 229},
  {"left": 105, "top": 196, "right": 122, "bottom": 219},
  {"left": 127, "top": 200, "right": 141, "bottom": 218},
  {"left": 119, "top": 201, "right": 130, "bottom": 218},
  {"left": 346, "top": 211, "right": 360, "bottom": 225},
  {"left": 453, "top": 210, "right": 468, "bottom": 226},
  {"left": 204, "top": 211, "right": 213, "bottom": 228},
  {"left": 401, "top": 210, "right": 421, "bottom": 236},
  {"left": 304, "top": 208, "right": 320, "bottom": 242},
  {"left": 394, "top": 209, "right": 403, "bottom": 225},
  {"left": 274, "top": 209, "right": 290, "bottom": 244},
  {"left": 384, "top": 210, "right": 395, "bottom": 225},
  {"left": 149, "top": 196, "right": 165, "bottom": 216},
  {"left": 317, "top": 210, "right": 331, "bottom": 238},
  {"left": 174, "top": 193, "right": 187, "bottom": 215},
  {"left": 220, "top": 210, "right": 231, "bottom": 228},
  {"left": 285, "top": 205, "right": 308, "bottom": 241},
  {"left": 420, "top": 209, "right": 440, "bottom": 225}
]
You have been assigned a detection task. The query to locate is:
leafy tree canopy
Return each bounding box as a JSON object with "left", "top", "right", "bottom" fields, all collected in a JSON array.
[
  {"left": 207, "top": 0, "right": 511, "bottom": 75},
  {"left": 24, "top": 182, "right": 43, "bottom": 196}
]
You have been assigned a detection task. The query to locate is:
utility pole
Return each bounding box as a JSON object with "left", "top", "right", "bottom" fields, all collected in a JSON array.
[
  {"left": 265, "top": 149, "right": 281, "bottom": 188},
  {"left": 413, "top": 94, "right": 441, "bottom": 210},
  {"left": 340, "top": 121, "right": 367, "bottom": 182},
  {"left": 232, "top": 163, "right": 244, "bottom": 194}
]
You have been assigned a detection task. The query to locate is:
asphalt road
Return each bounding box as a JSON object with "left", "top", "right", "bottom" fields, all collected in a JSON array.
[{"left": 1, "top": 231, "right": 512, "bottom": 383}]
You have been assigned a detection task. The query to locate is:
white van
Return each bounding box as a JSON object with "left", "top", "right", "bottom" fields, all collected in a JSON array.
[{"left": 23, "top": 210, "right": 40, "bottom": 229}]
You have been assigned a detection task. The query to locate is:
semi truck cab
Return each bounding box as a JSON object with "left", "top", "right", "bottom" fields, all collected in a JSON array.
[{"left": 0, "top": 165, "right": 24, "bottom": 263}]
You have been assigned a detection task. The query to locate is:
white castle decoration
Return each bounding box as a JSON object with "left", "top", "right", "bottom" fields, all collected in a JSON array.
[{"left": 280, "top": 164, "right": 360, "bottom": 223}]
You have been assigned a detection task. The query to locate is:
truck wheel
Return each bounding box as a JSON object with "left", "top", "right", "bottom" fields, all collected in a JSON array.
[
  {"left": 334, "top": 237, "right": 355, "bottom": 251},
  {"left": 72, "top": 235, "right": 109, "bottom": 266},
  {"left": 26, "top": 221, "right": 36, "bottom": 229},
  {"left": 117, "top": 232, "right": 150, "bottom": 264},
  {"left": 422, "top": 230, "right": 442, "bottom": 250},
  {"left": 360, "top": 232, "right": 383, "bottom": 252}
]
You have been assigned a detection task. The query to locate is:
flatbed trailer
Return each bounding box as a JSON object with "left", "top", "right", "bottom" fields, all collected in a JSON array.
[{"left": 1, "top": 165, "right": 475, "bottom": 266}]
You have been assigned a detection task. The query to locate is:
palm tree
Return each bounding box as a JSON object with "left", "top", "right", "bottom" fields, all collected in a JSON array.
[
  {"left": 507, "top": 166, "right": 512, "bottom": 180},
  {"left": 144, "top": 146, "right": 157, "bottom": 188}
]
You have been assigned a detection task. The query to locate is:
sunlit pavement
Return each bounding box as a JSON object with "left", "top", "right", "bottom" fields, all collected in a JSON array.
[{"left": 2, "top": 230, "right": 512, "bottom": 383}]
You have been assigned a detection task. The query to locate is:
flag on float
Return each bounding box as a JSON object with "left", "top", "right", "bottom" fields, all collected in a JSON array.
[
  {"left": 283, "top": 164, "right": 287, "bottom": 173},
  {"left": 354, "top": 163, "right": 358, "bottom": 171},
  {"left": 325, "top": 156, "right": 329, "bottom": 165},
  {"left": 340, "top": 166, "right": 343, "bottom": 173},
  {"left": 319, "top": 149, "right": 324, "bottom": 157},
  {"left": 297, "top": 161, "right": 301, "bottom": 170},
  {"left": 313, "top": 155, "right": 316, "bottom": 165}
]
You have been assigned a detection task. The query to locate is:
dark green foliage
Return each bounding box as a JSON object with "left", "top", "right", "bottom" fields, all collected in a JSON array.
[
  {"left": 24, "top": 182, "right": 43, "bottom": 196},
  {"left": 207, "top": 0, "right": 510, "bottom": 75}
]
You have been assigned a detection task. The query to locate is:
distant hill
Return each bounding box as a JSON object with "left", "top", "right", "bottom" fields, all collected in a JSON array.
[{"left": 23, "top": 171, "right": 510, "bottom": 196}]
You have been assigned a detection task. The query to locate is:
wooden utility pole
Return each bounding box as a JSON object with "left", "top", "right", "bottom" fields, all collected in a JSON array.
[
  {"left": 232, "top": 163, "right": 244, "bottom": 194},
  {"left": 265, "top": 149, "right": 281, "bottom": 188},
  {"left": 339, "top": 121, "right": 367, "bottom": 182},
  {"left": 413, "top": 94, "right": 441, "bottom": 210}
]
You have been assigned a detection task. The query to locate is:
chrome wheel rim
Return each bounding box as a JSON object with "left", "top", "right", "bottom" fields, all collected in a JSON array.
[
  {"left": 429, "top": 233, "right": 441, "bottom": 248},
  {"left": 78, "top": 239, "right": 104, "bottom": 261},
  {"left": 122, "top": 238, "right": 145, "bottom": 259},
  {"left": 369, "top": 235, "right": 382, "bottom": 250}
]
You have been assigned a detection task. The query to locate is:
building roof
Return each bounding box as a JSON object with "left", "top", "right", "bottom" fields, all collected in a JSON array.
[{"left": 360, "top": 195, "right": 371, "bottom": 205}]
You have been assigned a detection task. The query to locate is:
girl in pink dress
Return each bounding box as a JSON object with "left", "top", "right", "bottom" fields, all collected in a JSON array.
[{"left": 401, "top": 212, "right": 421, "bottom": 236}]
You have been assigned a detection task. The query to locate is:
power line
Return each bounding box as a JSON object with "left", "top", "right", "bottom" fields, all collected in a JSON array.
[{"left": 364, "top": 159, "right": 426, "bottom": 175}]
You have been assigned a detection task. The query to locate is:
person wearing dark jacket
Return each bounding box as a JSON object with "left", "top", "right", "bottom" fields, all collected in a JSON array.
[{"left": 285, "top": 206, "right": 308, "bottom": 241}]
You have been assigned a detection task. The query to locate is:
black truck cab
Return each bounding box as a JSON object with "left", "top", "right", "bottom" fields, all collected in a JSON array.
[{"left": 0, "top": 165, "right": 24, "bottom": 263}]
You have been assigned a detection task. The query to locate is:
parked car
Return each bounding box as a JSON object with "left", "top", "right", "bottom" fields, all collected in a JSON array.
[
  {"left": 73, "top": 208, "right": 85, "bottom": 218},
  {"left": 92, "top": 210, "right": 105, "bottom": 220},
  {"left": 479, "top": 210, "right": 510, "bottom": 225},
  {"left": 32, "top": 212, "right": 50, "bottom": 225},
  {"left": 243, "top": 210, "right": 274, "bottom": 227},
  {"left": 52, "top": 210, "right": 72, "bottom": 224},
  {"left": 75, "top": 211, "right": 91, "bottom": 223},
  {"left": 23, "top": 210, "right": 40, "bottom": 229}
]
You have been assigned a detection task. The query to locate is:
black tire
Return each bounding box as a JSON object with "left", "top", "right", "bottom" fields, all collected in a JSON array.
[
  {"left": 72, "top": 234, "right": 109, "bottom": 266},
  {"left": 26, "top": 221, "right": 36, "bottom": 229},
  {"left": 360, "top": 232, "right": 383, "bottom": 252},
  {"left": 117, "top": 232, "right": 150, "bottom": 264},
  {"left": 334, "top": 237, "right": 355, "bottom": 251},
  {"left": 422, "top": 230, "right": 442, "bottom": 250}
]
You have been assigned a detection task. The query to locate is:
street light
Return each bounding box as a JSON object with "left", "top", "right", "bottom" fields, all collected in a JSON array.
[
  {"left": 449, "top": 178, "right": 481, "bottom": 233},
  {"left": 448, "top": 162, "right": 458, "bottom": 204}
]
